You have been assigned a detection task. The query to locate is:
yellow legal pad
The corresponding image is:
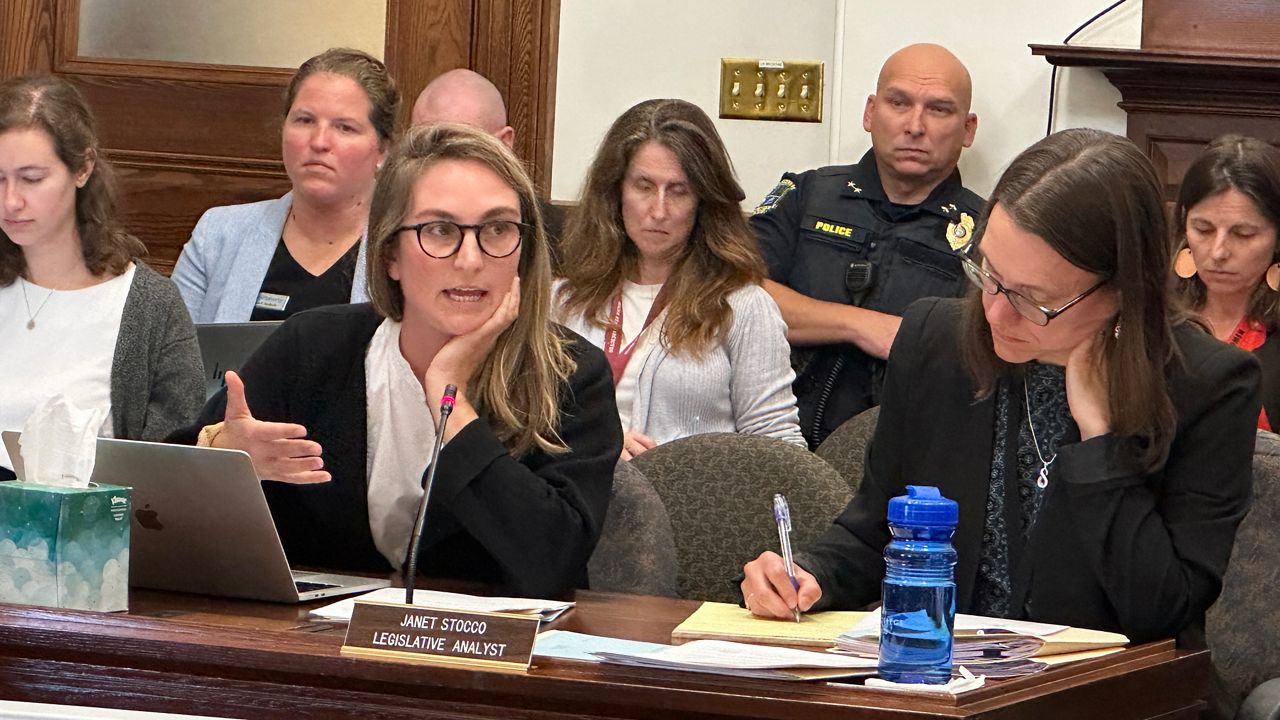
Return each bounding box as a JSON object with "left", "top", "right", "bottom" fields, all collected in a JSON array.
[{"left": 671, "top": 602, "right": 867, "bottom": 648}]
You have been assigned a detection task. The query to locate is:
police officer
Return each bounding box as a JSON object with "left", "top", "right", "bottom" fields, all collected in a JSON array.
[{"left": 752, "top": 43, "right": 981, "bottom": 447}]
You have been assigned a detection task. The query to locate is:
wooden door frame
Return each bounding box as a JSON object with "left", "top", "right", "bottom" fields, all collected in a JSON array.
[{"left": 0, "top": 0, "right": 559, "bottom": 189}]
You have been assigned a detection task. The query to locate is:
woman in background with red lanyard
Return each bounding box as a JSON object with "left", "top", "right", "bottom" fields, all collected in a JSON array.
[
  {"left": 556, "top": 99, "right": 803, "bottom": 460},
  {"left": 1172, "top": 135, "right": 1280, "bottom": 430}
]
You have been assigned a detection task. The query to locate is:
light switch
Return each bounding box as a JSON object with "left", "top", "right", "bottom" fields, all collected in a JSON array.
[{"left": 719, "top": 59, "right": 823, "bottom": 122}]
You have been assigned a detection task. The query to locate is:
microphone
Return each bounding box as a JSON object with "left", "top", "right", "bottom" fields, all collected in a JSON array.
[{"left": 404, "top": 384, "right": 457, "bottom": 604}]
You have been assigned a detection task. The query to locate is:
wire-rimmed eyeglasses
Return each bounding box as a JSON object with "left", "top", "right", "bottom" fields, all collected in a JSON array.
[
  {"left": 958, "top": 247, "right": 1108, "bottom": 327},
  {"left": 396, "top": 220, "right": 531, "bottom": 259}
]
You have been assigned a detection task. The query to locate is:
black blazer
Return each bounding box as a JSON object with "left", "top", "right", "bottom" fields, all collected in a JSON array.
[
  {"left": 799, "top": 298, "right": 1260, "bottom": 644},
  {"left": 1252, "top": 330, "right": 1280, "bottom": 427},
  {"left": 174, "top": 304, "right": 622, "bottom": 597}
]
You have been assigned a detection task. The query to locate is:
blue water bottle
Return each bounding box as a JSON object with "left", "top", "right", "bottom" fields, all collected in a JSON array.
[{"left": 878, "top": 485, "right": 959, "bottom": 684}]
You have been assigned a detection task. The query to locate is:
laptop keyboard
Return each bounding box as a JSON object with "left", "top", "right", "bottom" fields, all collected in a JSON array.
[{"left": 295, "top": 581, "right": 340, "bottom": 593}]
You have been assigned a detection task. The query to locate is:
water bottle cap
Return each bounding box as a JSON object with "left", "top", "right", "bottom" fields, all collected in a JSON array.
[{"left": 887, "top": 485, "right": 958, "bottom": 527}]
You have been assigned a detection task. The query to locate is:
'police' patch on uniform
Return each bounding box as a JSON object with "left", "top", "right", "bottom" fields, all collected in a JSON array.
[
  {"left": 809, "top": 217, "right": 854, "bottom": 239},
  {"left": 753, "top": 178, "right": 796, "bottom": 215}
]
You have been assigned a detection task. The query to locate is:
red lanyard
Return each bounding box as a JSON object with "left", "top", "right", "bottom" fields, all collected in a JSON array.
[
  {"left": 603, "top": 287, "right": 666, "bottom": 385},
  {"left": 1229, "top": 318, "right": 1267, "bottom": 352}
]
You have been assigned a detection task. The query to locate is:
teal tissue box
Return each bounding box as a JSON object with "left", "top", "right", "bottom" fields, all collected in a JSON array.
[{"left": 0, "top": 481, "right": 130, "bottom": 611}]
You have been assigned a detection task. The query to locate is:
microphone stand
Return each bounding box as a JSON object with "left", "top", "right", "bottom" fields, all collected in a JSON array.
[{"left": 404, "top": 384, "right": 457, "bottom": 604}]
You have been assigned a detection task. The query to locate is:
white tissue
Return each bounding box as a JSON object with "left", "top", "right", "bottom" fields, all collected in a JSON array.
[
  {"left": 864, "top": 666, "right": 986, "bottom": 694},
  {"left": 18, "top": 395, "right": 106, "bottom": 488}
]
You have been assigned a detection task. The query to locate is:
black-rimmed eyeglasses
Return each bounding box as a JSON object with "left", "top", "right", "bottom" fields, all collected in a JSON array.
[
  {"left": 396, "top": 220, "right": 530, "bottom": 259},
  {"left": 959, "top": 248, "right": 1108, "bottom": 327}
]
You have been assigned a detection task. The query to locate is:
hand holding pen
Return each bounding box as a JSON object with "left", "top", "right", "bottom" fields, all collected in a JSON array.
[
  {"left": 739, "top": 497, "right": 823, "bottom": 620},
  {"left": 773, "top": 494, "right": 802, "bottom": 623}
]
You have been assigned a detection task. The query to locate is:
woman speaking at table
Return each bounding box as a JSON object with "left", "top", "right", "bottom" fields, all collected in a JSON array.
[
  {"left": 174, "top": 123, "right": 622, "bottom": 597},
  {"left": 742, "top": 129, "right": 1260, "bottom": 646}
]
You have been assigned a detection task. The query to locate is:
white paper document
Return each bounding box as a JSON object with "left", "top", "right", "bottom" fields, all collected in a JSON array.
[
  {"left": 533, "top": 629, "right": 668, "bottom": 663},
  {"left": 309, "top": 587, "right": 574, "bottom": 622},
  {"left": 592, "top": 639, "right": 877, "bottom": 681}
]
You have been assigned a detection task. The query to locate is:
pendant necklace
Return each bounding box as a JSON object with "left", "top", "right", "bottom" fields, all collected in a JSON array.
[
  {"left": 1023, "top": 378, "right": 1057, "bottom": 489},
  {"left": 20, "top": 277, "right": 56, "bottom": 331}
]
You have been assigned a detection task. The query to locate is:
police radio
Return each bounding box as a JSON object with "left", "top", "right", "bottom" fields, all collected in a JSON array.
[{"left": 845, "top": 260, "right": 875, "bottom": 306}]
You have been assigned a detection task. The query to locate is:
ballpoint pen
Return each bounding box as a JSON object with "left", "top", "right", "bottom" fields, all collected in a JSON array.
[{"left": 773, "top": 493, "right": 802, "bottom": 623}]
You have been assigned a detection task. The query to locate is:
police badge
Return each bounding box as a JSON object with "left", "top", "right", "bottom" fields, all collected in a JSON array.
[{"left": 946, "top": 212, "right": 975, "bottom": 251}]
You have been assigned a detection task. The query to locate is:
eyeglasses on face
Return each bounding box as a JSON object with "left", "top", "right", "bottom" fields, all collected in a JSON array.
[
  {"left": 396, "top": 220, "right": 531, "bottom": 259},
  {"left": 958, "top": 247, "right": 1108, "bottom": 327}
]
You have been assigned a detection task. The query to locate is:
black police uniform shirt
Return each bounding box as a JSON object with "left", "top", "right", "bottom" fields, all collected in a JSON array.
[{"left": 750, "top": 149, "right": 983, "bottom": 448}]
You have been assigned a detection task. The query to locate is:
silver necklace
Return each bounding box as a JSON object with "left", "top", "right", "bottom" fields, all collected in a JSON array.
[
  {"left": 19, "top": 277, "right": 56, "bottom": 330},
  {"left": 1023, "top": 378, "right": 1057, "bottom": 489}
]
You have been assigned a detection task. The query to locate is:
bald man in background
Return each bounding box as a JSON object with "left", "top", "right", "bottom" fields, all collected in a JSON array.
[
  {"left": 411, "top": 69, "right": 566, "bottom": 265},
  {"left": 752, "top": 43, "right": 982, "bottom": 448}
]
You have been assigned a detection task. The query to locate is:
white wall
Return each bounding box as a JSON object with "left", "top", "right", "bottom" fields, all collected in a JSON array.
[
  {"left": 553, "top": 0, "right": 1143, "bottom": 205},
  {"left": 552, "top": 0, "right": 838, "bottom": 204}
]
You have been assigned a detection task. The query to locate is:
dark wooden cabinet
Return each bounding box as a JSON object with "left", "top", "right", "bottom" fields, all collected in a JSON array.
[
  {"left": 1032, "top": 1, "right": 1280, "bottom": 203},
  {"left": 1031, "top": 45, "right": 1280, "bottom": 202}
]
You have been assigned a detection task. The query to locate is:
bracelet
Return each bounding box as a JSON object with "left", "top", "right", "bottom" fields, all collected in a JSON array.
[{"left": 197, "top": 421, "right": 225, "bottom": 448}]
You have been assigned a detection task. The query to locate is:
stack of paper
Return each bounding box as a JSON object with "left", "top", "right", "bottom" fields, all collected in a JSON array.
[
  {"left": 592, "top": 639, "right": 878, "bottom": 681},
  {"left": 670, "top": 601, "right": 867, "bottom": 648},
  {"left": 834, "top": 609, "right": 1128, "bottom": 678},
  {"left": 309, "top": 588, "right": 575, "bottom": 623}
]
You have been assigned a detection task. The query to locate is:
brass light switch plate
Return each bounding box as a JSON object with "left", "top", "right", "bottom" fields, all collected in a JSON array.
[{"left": 719, "top": 58, "right": 823, "bottom": 122}]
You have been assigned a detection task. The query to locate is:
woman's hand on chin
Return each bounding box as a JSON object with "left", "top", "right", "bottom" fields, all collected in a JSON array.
[
  {"left": 422, "top": 275, "right": 521, "bottom": 436},
  {"left": 1065, "top": 328, "right": 1112, "bottom": 440}
]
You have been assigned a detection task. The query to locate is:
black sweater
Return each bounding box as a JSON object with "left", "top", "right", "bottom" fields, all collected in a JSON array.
[
  {"left": 173, "top": 303, "right": 622, "bottom": 597},
  {"left": 799, "top": 298, "right": 1260, "bottom": 644}
]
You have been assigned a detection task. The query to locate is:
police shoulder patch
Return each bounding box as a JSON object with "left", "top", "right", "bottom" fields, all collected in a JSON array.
[{"left": 753, "top": 178, "right": 797, "bottom": 216}]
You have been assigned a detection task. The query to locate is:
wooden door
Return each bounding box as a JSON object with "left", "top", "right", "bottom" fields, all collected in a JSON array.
[{"left": 0, "top": 0, "right": 559, "bottom": 274}]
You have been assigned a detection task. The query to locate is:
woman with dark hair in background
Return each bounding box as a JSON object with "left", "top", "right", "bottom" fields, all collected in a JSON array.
[
  {"left": 742, "top": 129, "right": 1259, "bottom": 647},
  {"left": 556, "top": 99, "right": 803, "bottom": 460},
  {"left": 0, "top": 75, "right": 203, "bottom": 479},
  {"left": 173, "top": 48, "right": 398, "bottom": 322},
  {"left": 1172, "top": 135, "right": 1280, "bottom": 429},
  {"left": 175, "top": 123, "right": 621, "bottom": 597}
]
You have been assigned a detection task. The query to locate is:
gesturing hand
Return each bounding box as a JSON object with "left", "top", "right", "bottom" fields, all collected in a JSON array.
[{"left": 212, "top": 371, "right": 331, "bottom": 484}]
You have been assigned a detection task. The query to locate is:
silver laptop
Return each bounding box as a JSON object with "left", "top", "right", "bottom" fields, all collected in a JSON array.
[
  {"left": 2, "top": 432, "right": 388, "bottom": 603},
  {"left": 195, "top": 321, "right": 284, "bottom": 399}
]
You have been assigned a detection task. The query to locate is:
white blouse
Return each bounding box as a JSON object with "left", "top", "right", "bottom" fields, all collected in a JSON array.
[
  {"left": 0, "top": 265, "right": 135, "bottom": 472},
  {"left": 364, "top": 317, "right": 436, "bottom": 569}
]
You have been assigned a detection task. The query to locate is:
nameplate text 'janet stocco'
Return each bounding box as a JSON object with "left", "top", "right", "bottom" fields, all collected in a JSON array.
[{"left": 341, "top": 600, "right": 539, "bottom": 671}]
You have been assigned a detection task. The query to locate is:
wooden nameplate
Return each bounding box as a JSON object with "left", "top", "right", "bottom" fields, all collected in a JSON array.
[{"left": 341, "top": 600, "right": 539, "bottom": 672}]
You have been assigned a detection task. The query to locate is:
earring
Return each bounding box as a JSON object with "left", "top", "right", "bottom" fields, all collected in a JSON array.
[
  {"left": 1267, "top": 263, "right": 1280, "bottom": 292},
  {"left": 1173, "top": 247, "right": 1197, "bottom": 279}
]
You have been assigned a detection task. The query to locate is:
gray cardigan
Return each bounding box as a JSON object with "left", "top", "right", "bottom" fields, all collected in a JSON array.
[
  {"left": 559, "top": 283, "right": 805, "bottom": 447},
  {"left": 110, "top": 262, "right": 205, "bottom": 440},
  {"left": 171, "top": 193, "right": 370, "bottom": 323}
]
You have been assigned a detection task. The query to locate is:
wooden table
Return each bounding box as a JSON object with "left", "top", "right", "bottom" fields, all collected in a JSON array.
[{"left": 0, "top": 590, "right": 1209, "bottom": 719}]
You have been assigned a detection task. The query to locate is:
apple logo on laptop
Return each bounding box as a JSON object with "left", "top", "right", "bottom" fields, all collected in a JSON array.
[{"left": 135, "top": 504, "right": 164, "bottom": 531}]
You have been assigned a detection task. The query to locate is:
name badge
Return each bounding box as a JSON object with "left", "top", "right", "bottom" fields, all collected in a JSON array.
[
  {"left": 809, "top": 217, "right": 855, "bottom": 239},
  {"left": 342, "top": 600, "right": 539, "bottom": 672},
  {"left": 254, "top": 292, "right": 290, "bottom": 312}
]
